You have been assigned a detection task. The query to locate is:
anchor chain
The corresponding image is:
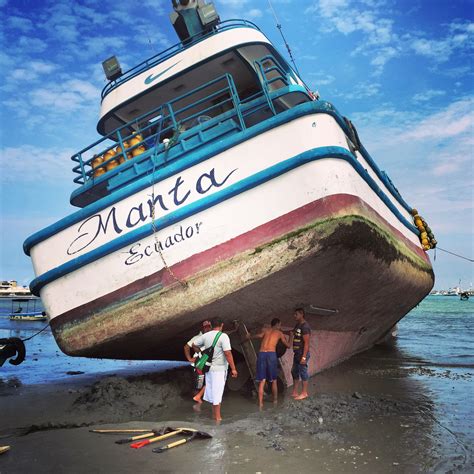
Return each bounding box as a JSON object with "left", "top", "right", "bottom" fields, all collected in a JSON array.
[{"left": 149, "top": 122, "right": 187, "bottom": 289}]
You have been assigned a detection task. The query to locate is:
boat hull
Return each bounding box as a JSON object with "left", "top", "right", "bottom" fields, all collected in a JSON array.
[
  {"left": 49, "top": 192, "right": 433, "bottom": 371},
  {"left": 26, "top": 108, "right": 434, "bottom": 375}
]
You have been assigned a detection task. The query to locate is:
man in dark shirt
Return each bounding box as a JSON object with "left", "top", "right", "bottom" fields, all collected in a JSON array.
[{"left": 290, "top": 308, "right": 311, "bottom": 400}]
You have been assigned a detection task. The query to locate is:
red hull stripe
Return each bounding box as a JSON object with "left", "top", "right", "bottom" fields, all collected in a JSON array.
[{"left": 52, "top": 193, "right": 428, "bottom": 325}]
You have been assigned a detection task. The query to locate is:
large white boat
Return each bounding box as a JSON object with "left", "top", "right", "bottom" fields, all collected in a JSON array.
[
  {"left": 0, "top": 280, "right": 31, "bottom": 297},
  {"left": 24, "top": 1, "right": 434, "bottom": 381}
]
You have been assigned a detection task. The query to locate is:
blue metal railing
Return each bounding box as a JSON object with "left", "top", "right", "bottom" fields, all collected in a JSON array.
[
  {"left": 101, "top": 19, "right": 261, "bottom": 100},
  {"left": 73, "top": 73, "right": 247, "bottom": 185},
  {"left": 72, "top": 55, "right": 310, "bottom": 188},
  {"left": 254, "top": 55, "right": 290, "bottom": 115}
]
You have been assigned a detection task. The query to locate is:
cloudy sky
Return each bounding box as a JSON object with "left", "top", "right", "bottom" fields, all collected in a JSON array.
[{"left": 0, "top": 0, "right": 473, "bottom": 290}]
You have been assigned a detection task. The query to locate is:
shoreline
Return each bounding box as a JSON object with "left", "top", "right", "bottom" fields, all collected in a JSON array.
[{"left": 1, "top": 344, "right": 472, "bottom": 473}]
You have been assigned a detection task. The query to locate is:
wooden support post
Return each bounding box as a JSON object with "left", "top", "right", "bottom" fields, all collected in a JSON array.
[{"left": 234, "top": 321, "right": 259, "bottom": 390}]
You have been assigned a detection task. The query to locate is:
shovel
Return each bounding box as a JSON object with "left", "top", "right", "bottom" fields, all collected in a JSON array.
[
  {"left": 152, "top": 429, "right": 212, "bottom": 454},
  {"left": 90, "top": 429, "right": 157, "bottom": 434},
  {"left": 115, "top": 427, "right": 171, "bottom": 444},
  {"left": 130, "top": 427, "right": 180, "bottom": 449}
]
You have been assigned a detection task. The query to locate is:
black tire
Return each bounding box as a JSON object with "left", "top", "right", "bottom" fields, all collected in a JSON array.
[{"left": 9, "top": 338, "right": 26, "bottom": 366}]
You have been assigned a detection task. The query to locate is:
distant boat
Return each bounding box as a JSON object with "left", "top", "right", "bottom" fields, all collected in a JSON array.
[
  {"left": 8, "top": 297, "right": 46, "bottom": 321},
  {"left": 0, "top": 280, "right": 31, "bottom": 297},
  {"left": 460, "top": 291, "right": 469, "bottom": 301}
]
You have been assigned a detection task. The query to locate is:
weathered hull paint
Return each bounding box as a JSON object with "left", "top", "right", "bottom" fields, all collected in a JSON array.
[{"left": 50, "top": 193, "right": 434, "bottom": 371}]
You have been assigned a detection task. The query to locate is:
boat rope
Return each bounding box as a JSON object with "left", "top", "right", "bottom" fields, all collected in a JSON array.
[
  {"left": 149, "top": 122, "right": 188, "bottom": 289},
  {"left": 435, "top": 247, "right": 474, "bottom": 263},
  {"left": 267, "top": 0, "right": 301, "bottom": 76},
  {"left": 21, "top": 322, "right": 50, "bottom": 342}
]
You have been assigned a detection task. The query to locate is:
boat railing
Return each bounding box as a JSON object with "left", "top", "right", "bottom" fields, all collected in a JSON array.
[
  {"left": 101, "top": 19, "right": 261, "bottom": 100},
  {"left": 72, "top": 55, "right": 310, "bottom": 190},
  {"left": 253, "top": 55, "right": 291, "bottom": 115},
  {"left": 73, "top": 73, "right": 246, "bottom": 185}
]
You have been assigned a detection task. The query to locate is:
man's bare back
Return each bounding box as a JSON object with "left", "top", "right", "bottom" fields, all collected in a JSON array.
[{"left": 259, "top": 327, "right": 289, "bottom": 352}]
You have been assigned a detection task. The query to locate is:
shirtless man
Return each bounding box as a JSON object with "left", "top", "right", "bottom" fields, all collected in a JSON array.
[{"left": 249, "top": 318, "right": 290, "bottom": 408}]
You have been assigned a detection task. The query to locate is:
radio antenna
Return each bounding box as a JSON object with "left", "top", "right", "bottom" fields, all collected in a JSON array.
[{"left": 267, "top": 0, "right": 301, "bottom": 76}]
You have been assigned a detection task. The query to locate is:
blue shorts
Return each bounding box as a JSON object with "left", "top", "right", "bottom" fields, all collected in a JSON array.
[
  {"left": 256, "top": 352, "right": 278, "bottom": 382},
  {"left": 291, "top": 352, "right": 310, "bottom": 381}
]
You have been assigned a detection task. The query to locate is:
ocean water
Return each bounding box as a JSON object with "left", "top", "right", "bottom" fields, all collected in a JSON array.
[
  {"left": 0, "top": 297, "right": 183, "bottom": 384},
  {"left": 0, "top": 295, "right": 473, "bottom": 385},
  {"left": 396, "top": 295, "right": 474, "bottom": 368}
]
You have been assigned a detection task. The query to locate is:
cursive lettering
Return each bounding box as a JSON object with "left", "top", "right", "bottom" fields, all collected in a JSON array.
[{"left": 67, "top": 166, "right": 237, "bottom": 256}]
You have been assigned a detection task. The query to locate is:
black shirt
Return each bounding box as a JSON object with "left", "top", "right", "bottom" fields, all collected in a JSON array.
[{"left": 293, "top": 321, "right": 311, "bottom": 352}]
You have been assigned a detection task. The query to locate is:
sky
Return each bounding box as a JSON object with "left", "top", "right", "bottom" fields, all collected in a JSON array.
[{"left": 0, "top": 0, "right": 473, "bottom": 291}]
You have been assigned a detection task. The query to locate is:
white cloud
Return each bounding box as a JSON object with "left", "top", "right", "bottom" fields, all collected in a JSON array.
[
  {"left": 402, "top": 98, "right": 473, "bottom": 141},
  {"left": 30, "top": 61, "right": 57, "bottom": 74},
  {"left": 0, "top": 145, "right": 75, "bottom": 183},
  {"left": 351, "top": 81, "right": 381, "bottom": 98},
  {"left": 16, "top": 36, "right": 48, "bottom": 53},
  {"left": 305, "top": 2, "right": 474, "bottom": 75},
  {"left": 7, "top": 15, "right": 33, "bottom": 32},
  {"left": 412, "top": 89, "right": 446, "bottom": 102},
  {"left": 409, "top": 21, "right": 474, "bottom": 62},
  {"left": 216, "top": 0, "right": 250, "bottom": 7},
  {"left": 306, "top": 0, "right": 399, "bottom": 74},
  {"left": 29, "top": 79, "right": 101, "bottom": 112},
  {"left": 6, "top": 60, "right": 57, "bottom": 83},
  {"left": 347, "top": 97, "right": 474, "bottom": 254},
  {"left": 307, "top": 72, "right": 335, "bottom": 86},
  {"left": 248, "top": 9, "right": 263, "bottom": 19}
]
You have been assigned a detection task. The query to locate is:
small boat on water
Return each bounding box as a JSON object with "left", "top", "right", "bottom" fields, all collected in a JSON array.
[
  {"left": 23, "top": 1, "right": 434, "bottom": 383},
  {"left": 8, "top": 298, "right": 46, "bottom": 321}
]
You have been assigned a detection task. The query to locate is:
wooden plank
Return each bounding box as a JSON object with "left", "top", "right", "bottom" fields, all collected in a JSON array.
[{"left": 235, "top": 322, "right": 258, "bottom": 388}]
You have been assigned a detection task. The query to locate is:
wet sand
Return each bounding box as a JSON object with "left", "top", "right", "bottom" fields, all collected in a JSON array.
[{"left": 1, "top": 343, "right": 472, "bottom": 473}]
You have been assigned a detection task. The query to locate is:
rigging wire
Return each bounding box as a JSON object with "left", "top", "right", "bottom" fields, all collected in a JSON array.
[
  {"left": 436, "top": 247, "right": 474, "bottom": 263},
  {"left": 267, "top": 0, "right": 301, "bottom": 76}
]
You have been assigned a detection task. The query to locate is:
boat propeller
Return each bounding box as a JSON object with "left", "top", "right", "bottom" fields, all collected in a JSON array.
[{"left": 0, "top": 337, "right": 26, "bottom": 367}]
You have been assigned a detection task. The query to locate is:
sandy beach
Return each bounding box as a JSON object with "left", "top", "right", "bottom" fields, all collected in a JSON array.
[{"left": 1, "top": 341, "right": 472, "bottom": 474}]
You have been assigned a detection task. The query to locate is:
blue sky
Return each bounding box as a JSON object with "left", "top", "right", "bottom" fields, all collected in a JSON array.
[{"left": 0, "top": 0, "right": 473, "bottom": 291}]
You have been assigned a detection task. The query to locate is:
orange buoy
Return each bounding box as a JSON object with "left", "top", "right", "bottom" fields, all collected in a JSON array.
[
  {"left": 91, "top": 155, "right": 105, "bottom": 177},
  {"left": 106, "top": 159, "right": 119, "bottom": 171},
  {"left": 91, "top": 155, "right": 103, "bottom": 169},
  {"left": 132, "top": 145, "right": 146, "bottom": 157},
  {"left": 93, "top": 167, "right": 106, "bottom": 177},
  {"left": 129, "top": 137, "right": 141, "bottom": 148},
  {"left": 114, "top": 146, "right": 127, "bottom": 164}
]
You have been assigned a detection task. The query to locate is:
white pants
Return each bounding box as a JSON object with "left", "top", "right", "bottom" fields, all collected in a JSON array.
[{"left": 203, "top": 370, "right": 227, "bottom": 405}]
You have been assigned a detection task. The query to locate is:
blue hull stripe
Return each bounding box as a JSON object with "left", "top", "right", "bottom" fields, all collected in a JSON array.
[
  {"left": 24, "top": 100, "right": 413, "bottom": 256},
  {"left": 29, "top": 145, "right": 418, "bottom": 296}
]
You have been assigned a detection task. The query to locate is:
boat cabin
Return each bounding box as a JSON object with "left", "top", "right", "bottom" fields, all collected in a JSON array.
[
  {"left": 70, "top": 7, "right": 314, "bottom": 208},
  {"left": 9, "top": 297, "right": 45, "bottom": 319}
]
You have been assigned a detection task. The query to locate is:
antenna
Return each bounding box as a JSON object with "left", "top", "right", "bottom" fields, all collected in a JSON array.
[{"left": 267, "top": 0, "right": 301, "bottom": 76}]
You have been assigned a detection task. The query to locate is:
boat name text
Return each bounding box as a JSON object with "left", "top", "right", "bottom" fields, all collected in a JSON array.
[
  {"left": 124, "top": 222, "right": 202, "bottom": 266},
  {"left": 66, "top": 166, "right": 237, "bottom": 255}
]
